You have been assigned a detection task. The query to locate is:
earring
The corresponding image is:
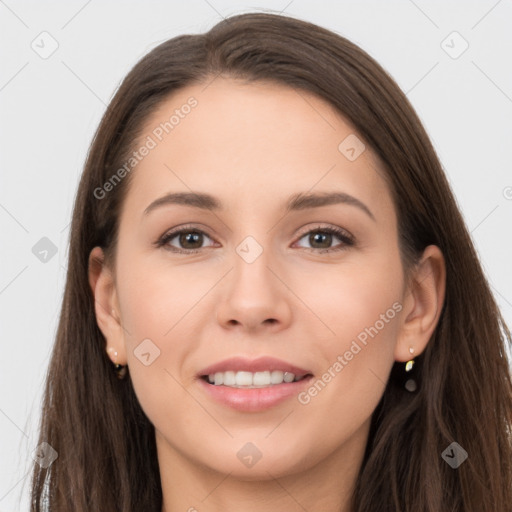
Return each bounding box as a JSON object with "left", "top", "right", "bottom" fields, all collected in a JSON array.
[
  {"left": 404, "top": 347, "right": 417, "bottom": 392},
  {"left": 107, "top": 346, "right": 127, "bottom": 380},
  {"left": 114, "top": 363, "right": 127, "bottom": 380}
]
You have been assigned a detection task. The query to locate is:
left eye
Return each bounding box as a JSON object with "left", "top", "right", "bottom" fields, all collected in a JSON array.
[
  {"left": 156, "top": 225, "right": 354, "bottom": 254},
  {"left": 294, "top": 226, "right": 354, "bottom": 252}
]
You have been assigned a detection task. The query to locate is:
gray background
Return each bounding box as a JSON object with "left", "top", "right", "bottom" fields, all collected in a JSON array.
[{"left": 1, "top": 1, "right": 511, "bottom": 510}]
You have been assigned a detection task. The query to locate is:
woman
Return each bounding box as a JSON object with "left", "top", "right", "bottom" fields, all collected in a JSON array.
[{"left": 30, "top": 11, "right": 512, "bottom": 512}]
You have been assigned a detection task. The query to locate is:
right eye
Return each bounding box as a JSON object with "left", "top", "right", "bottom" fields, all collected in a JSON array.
[{"left": 156, "top": 226, "right": 217, "bottom": 254}]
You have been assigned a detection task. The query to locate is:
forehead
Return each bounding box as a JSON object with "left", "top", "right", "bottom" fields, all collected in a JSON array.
[{"left": 122, "top": 78, "right": 394, "bottom": 221}]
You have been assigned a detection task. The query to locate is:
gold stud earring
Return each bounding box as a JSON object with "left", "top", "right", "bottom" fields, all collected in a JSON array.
[
  {"left": 404, "top": 347, "right": 417, "bottom": 392},
  {"left": 106, "top": 346, "right": 127, "bottom": 380}
]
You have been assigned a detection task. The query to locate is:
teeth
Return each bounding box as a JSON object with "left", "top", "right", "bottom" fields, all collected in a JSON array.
[
  {"left": 236, "top": 371, "right": 253, "bottom": 386},
  {"left": 283, "top": 372, "right": 295, "bottom": 383},
  {"left": 271, "top": 371, "right": 284, "bottom": 384},
  {"left": 207, "top": 370, "right": 304, "bottom": 387},
  {"left": 223, "top": 371, "right": 236, "bottom": 386}
]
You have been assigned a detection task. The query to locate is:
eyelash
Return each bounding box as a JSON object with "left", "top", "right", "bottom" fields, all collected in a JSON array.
[{"left": 154, "top": 224, "right": 355, "bottom": 255}]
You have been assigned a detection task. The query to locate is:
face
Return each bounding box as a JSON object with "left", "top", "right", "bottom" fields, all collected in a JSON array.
[{"left": 101, "top": 78, "right": 408, "bottom": 479}]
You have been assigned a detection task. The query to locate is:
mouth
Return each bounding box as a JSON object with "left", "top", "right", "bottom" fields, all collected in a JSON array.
[
  {"left": 200, "top": 370, "right": 314, "bottom": 389},
  {"left": 196, "top": 357, "right": 314, "bottom": 411},
  {"left": 197, "top": 356, "right": 314, "bottom": 390}
]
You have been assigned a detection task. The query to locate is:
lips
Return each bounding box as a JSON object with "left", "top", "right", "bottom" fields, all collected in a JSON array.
[
  {"left": 197, "top": 356, "right": 313, "bottom": 379},
  {"left": 196, "top": 356, "right": 314, "bottom": 412}
]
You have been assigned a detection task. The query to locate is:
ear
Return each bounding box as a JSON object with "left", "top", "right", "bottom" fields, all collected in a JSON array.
[
  {"left": 394, "top": 244, "right": 446, "bottom": 362},
  {"left": 88, "top": 246, "right": 126, "bottom": 365}
]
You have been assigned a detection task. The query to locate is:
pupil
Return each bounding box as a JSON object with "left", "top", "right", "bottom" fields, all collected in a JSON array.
[
  {"left": 311, "top": 232, "right": 331, "bottom": 248},
  {"left": 181, "top": 232, "right": 202, "bottom": 248}
]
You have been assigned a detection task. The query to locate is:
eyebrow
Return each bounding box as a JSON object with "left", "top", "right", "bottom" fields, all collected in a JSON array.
[{"left": 143, "top": 191, "right": 375, "bottom": 221}]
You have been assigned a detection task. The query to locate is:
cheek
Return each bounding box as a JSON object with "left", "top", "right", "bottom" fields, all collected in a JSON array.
[
  {"left": 116, "top": 253, "right": 206, "bottom": 337},
  {"left": 294, "top": 252, "right": 403, "bottom": 425},
  {"left": 114, "top": 256, "right": 197, "bottom": 386},
  {"left": 114, "top": 262, "right": 201, "bottom": 430},
  {"left": 300, "top": 250, "right": 403, "bottom": 348}
]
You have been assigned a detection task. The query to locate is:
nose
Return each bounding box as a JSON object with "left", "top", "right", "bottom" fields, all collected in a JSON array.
[{"left": 215, "top": 248, "right": 293, "bottom": 334}]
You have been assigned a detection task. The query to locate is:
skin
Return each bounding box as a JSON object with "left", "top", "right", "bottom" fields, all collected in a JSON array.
[{"left": 89, "top": 78, "right": 446, "bottom": 512}]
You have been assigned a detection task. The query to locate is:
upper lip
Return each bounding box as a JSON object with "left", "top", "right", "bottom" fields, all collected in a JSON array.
[{"left": 198, "top": 356, "right": 312, "bottom": 378}]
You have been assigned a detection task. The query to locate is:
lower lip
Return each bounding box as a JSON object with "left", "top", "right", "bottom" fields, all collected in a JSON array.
[{"left": 197, "top": 376, "right": 314, "bottom": 412}]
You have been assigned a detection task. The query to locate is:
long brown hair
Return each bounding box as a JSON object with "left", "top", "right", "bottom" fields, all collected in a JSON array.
[{"left": 29, "top": 11, "right": 512, "bottom": 511}]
